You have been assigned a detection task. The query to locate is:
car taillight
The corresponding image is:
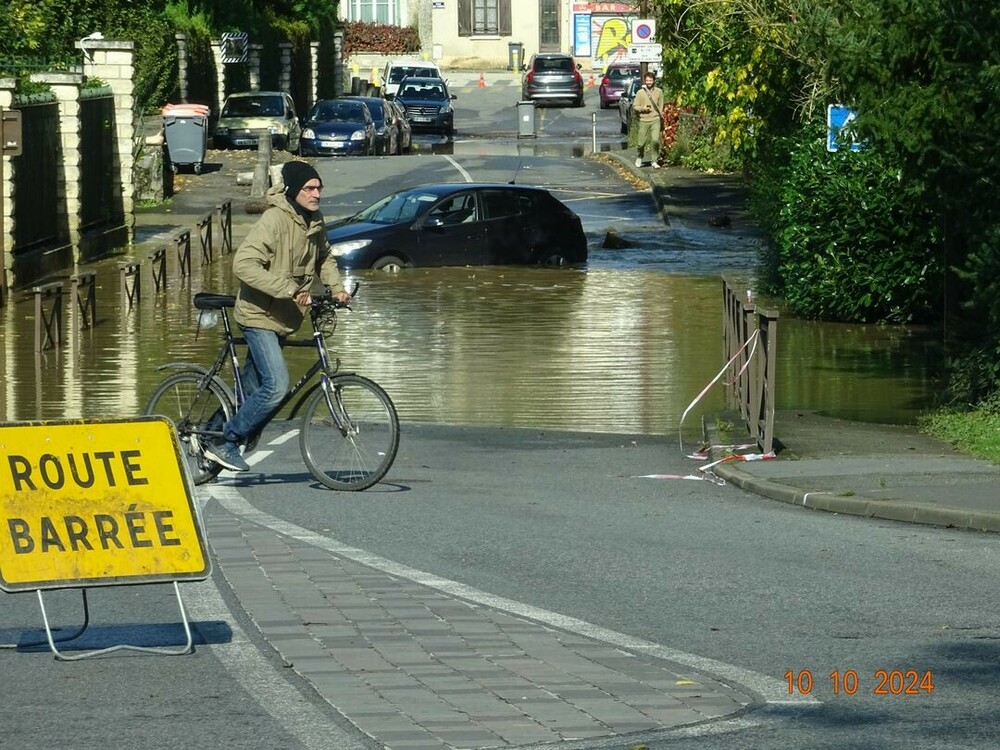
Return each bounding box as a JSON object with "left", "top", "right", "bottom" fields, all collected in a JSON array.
[
  {"left": 573, "top": 69, "right": 583, "bottom": 83},
  {"left": 526, "top": 71, "right": 534, "bottom": 83},
  {"left": 601, "top": 76, "right": 610, "bottom": 86}
]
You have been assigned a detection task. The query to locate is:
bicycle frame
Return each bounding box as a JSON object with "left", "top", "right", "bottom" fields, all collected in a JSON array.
[{"left": 200, "top": 300, "right": 346, "bottom": 431}]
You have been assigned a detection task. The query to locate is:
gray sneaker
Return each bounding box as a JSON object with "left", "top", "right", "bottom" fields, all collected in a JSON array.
[{"left": 203, "top": 440, "right": 250, "bottom": 472}]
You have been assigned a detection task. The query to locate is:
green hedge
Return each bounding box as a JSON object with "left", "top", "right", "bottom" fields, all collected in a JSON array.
[{"left": 757, "top": 125, "right": 942, "bottom": 324}]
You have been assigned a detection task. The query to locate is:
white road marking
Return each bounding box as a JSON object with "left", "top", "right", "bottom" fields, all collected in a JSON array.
[
  {"left": 269, "top": 428, "right": 299, "bottom": 445},
  {"left": 442, "top": 155, "right": 473, "bottom": 182},
  {"left": 206, "top": 486, "right": 819, "bottom": 708}
]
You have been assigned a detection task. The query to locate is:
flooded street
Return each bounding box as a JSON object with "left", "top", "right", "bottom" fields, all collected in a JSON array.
[{"left": 0, "top": 245, "right": 941, "bottom": 434}]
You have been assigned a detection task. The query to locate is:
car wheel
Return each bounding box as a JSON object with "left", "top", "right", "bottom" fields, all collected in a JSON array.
[
  {"left": 575, "top": 96, "right": 584, "bottom": 108},
  {"left": 274, "top": 135, "right": 288, "bottom": 152},
  {"left": 539, "top": 253, "right": 568, "bottom": 267},
  {"left": 372, "top": 255, "right": 406, "bottom": 272}
]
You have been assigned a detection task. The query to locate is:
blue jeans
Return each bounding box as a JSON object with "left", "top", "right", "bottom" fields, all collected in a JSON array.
[{"left": 223, "top": 326, "right": 289, "bottom": 444}]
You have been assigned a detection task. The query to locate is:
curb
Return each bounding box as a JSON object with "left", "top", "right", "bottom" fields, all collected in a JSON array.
[{"left": 703, "top": 422, "right": 1000, "bottom": 534}]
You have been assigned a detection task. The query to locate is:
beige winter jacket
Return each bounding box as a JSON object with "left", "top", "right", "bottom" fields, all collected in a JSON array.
[
  {"left": 633, "top": 85, "right": 664, "bottom": 124},
  {"left": 233, "top": 186, "right": 345, "bottom": 335}
]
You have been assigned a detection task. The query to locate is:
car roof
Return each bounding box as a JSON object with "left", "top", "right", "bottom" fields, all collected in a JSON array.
[
  {"left": 398, "top": 76, "right": 447, "bottom": 84},
  {"left": 393, "top": 183, "right": 549, "bottom": 196},
  {"left": 225, "top": 90, "right": 286, "bottom": 98}
]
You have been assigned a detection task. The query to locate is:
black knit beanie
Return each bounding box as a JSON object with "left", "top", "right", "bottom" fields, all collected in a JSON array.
[{"left": 281, "top": 161, "right": 322, "bottom": 200}]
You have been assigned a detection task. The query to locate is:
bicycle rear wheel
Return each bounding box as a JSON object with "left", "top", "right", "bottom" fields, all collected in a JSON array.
[
  {"left": 300, "top": 374, "right": 400, "bottom": 491},
  {"left": 145, "top": 372, "right": 234, "bottom": 485}
]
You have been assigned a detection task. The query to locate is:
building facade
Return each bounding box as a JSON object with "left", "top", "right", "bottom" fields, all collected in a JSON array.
[{"left": 342, "top": 0, "right": 643, "bottom": 72}]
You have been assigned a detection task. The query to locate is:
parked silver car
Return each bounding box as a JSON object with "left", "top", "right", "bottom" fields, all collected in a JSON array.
[
  {"left": 214, "top": 91, "right": 302, "bottom": 151},
  {"left": 520, "top": 53, "right": 584, "bottom": 107},
  {"left": 618, "top": 77, "right": 642, "bottom": 134}
]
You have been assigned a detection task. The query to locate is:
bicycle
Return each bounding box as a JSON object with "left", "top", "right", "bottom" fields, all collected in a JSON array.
[{"left": 144, "top": 286, "right": 399, "bottom": 491}]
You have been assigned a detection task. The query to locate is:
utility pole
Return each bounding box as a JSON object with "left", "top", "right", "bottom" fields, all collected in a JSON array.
[{"left": 637, "top": 0, "right": 650, "bottom": 81}]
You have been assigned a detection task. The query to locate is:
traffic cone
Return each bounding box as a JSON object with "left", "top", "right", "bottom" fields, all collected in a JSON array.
[
  {"left": 587, "top": 70, "right": 596, "bottom": 88},
  {"left": 478, "top": 71, "right": 486, "bottom": 88}
]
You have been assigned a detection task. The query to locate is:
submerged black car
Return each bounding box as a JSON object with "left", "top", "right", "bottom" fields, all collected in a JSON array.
[{"left": 326, "top": 183, "right": 588, "bottom": 271}]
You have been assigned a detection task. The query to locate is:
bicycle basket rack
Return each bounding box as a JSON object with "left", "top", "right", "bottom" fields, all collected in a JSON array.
[{"left": 311, "top": 298, "right": 338, "bottom": 336}]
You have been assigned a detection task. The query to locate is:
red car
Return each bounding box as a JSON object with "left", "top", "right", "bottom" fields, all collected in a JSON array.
[{"left": 598, "top": 64, "right": 641, "bottom": 109}]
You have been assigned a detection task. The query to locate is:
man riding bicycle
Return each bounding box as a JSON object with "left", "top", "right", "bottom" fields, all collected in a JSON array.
[{"left": 204, "top": 161, "right": 352, "bottom": 472}]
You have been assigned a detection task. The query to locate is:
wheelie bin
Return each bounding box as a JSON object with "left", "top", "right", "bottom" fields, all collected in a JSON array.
[{"left": 162, "top": 103, "right": 210, "bottom": 174}]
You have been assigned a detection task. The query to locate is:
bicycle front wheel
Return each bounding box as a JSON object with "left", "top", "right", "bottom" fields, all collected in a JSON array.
[
  {"left": 145, "top": 372, "right": 234, "bottom": 485},
  {"left": 300, "top": 374, "right": 400, "bottom": 491}
]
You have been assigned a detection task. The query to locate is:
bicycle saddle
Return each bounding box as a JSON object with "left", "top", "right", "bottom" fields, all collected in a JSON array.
[{"left": 194, "top": 292, "right": 236, "bottom": 309}]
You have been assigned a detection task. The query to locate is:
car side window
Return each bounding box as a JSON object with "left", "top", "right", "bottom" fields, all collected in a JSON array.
[
  {"left": 429, "top": 194, "right": 479, "bottom": 225},
  {"left": 482, "top": 190, "right": 519, "bottom": 220}
]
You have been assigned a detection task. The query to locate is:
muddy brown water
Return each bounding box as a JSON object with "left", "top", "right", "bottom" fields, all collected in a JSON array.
[{"left": 1, "top": 256, "right": 940, "bottom": 434}]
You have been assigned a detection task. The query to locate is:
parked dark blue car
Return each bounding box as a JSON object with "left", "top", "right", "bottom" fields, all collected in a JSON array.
[
  {"left": 326, "top": 183, "right": 588, "bottom": 271},
  {"left": 394, "top": 77, "right": 456, "bottom": 137},
  {"left": 340, "top": 96, "right": 400, "bottom": 155},
  {"left": 299, "top": 99, "right": 375, "bottom": 157}
]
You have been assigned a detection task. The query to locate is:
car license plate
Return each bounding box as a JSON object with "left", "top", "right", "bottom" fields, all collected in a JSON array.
[
  {"left": 233, "top": 138, "right": 255, "bottom": 146},
  {"left": 412, "top": 116, "right": 432, "bottom": 123}
]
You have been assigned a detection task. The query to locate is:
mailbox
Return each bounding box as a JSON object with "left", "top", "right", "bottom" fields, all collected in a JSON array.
[{"left": 2, "top": 109, "right": 23, "bottom": 157}]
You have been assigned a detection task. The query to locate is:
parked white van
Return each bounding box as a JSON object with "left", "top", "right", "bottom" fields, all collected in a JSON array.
[{"left": 382, "top": 60, "right": 444, "bottom": 99}]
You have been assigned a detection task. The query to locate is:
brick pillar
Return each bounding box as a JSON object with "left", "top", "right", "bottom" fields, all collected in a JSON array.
[
  {"left": 176, "top": 33, "right": 189, "bottom": 102},
  {"left": 30, "top": 72, "right": 83, "bottom": 259},
  {"left": 211, "top": 41, "right": 226, "bottom": 115},
  {"left": 79, "top": 40, "right": 137, "bottom": 239},
  {"left": 0, "top": 78, "right": 15, "bottom": 297},
  {"left": 279, "top": 43, "right": 293, "bottom": 94},
  {"left": 249, "top": 44, "right": 263, "bottom": 92}
]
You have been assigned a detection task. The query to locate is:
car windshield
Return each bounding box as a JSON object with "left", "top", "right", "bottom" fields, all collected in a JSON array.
[
  {"left": 389, "top": 66, "right": 437, "bottom": 83},
  {"left": 535, "top": 57, "right": 573, "bottom": 73},
  {"left": 608, "top": 67, "right": 639, "bottom": 81},
  {"left": 310, "top": 102, "right": 364, "bottom": 122},
  {"left": 399, "top": 82, "right": 447, "bottom": 100},
  {"left": 352, "top": 189, "right": 440, "bottom": 225},
  {"left": 222, "top": 95, "right": 283, "bottom": 117}
]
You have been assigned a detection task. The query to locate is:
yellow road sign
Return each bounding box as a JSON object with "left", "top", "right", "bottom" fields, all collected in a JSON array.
[{"left": 0, "top": 417, "right": 210, "bottom": 592}]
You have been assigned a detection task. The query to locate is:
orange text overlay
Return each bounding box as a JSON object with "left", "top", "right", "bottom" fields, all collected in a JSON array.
[{"left": 785, "top": 669, "right": 935, "bottom": 696}]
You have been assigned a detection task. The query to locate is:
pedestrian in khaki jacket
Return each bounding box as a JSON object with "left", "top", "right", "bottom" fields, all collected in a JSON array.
[{"left": 633, "top": 71, "right": 664, "bottom": 169}]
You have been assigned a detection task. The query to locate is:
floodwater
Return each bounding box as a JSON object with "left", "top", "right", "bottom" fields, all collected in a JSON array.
[{"left": 0, "top": 242, "right": 942, "bottom": 435}]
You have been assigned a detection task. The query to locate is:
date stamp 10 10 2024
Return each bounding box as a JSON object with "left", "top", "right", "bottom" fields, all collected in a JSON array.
[{"left": 785, "top": 669, "right": 934, "bottom": 696}]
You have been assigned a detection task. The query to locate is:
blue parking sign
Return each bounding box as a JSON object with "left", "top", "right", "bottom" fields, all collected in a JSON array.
[{"left": 827, "top": 104, "right": 864, "bottom": 152}]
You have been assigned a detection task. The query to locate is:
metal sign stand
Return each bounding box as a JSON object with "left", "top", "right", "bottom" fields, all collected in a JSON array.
[
  {"left": 1, "top": 589, "right": 90, "bottom": 650},
  {"left": 2, "top": 582, "right": 194, "bottom": 660},
  {"left": 36, "top": 582, "right": 194, "bottom": 660}
]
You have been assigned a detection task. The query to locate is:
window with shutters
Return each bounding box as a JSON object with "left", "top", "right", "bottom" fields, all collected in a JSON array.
[{"left": 458, "top": 0, "right": 511, "bottom": 36}]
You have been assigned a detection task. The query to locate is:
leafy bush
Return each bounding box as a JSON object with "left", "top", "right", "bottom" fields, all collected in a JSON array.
[
  {"left": 342, "top": 22, "right": 420, "bottom": 57},
  {"left": 762, "top": 124, "right": 941, "bottom": 323},
  {"left": 663, "top": 112, "right": 741, "bottom": 172}
]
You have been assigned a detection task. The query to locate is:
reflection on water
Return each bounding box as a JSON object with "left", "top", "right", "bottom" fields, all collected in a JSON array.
[{"left": 0, "top": 255, "right": 942, "bottom": 433}]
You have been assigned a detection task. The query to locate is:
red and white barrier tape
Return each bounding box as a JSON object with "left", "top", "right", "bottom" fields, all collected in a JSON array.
[{"left": 677, "top": 330, "right": 759, "bottom": 451}]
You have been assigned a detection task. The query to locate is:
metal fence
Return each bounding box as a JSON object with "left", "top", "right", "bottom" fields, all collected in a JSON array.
[{"left": 723, "top": 277, "right": 778, "bottom": 453}]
